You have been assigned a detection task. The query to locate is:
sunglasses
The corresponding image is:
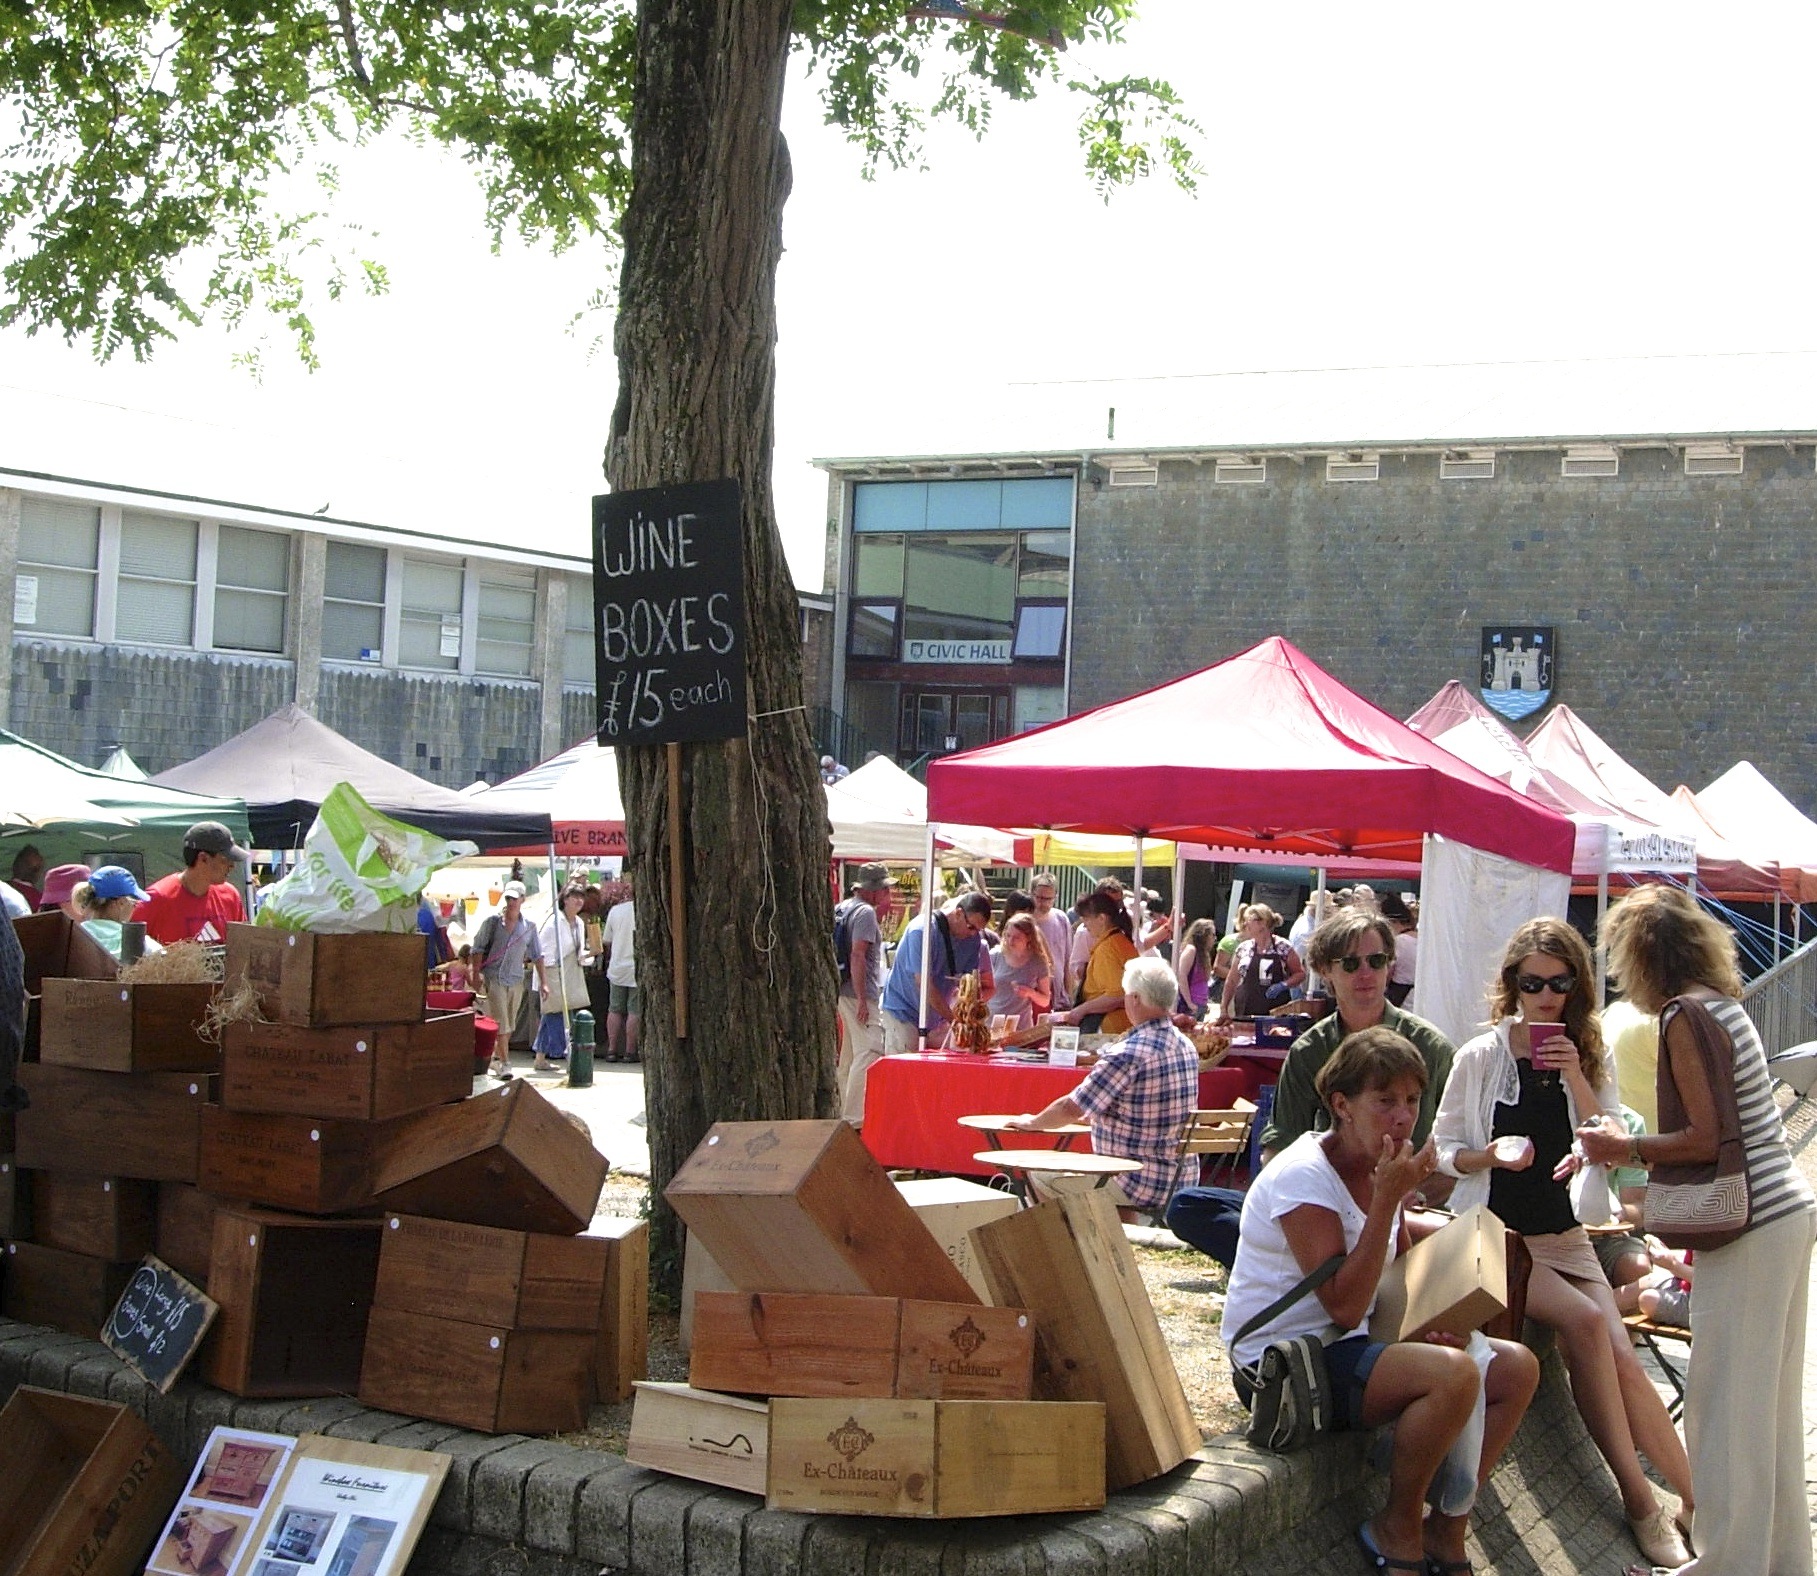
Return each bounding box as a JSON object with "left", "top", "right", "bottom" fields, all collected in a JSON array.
[
  {"left": 1516, "top": 971, "right": 1576, "bottom": 996},
  {"left": 1336, "top": 952, "right": 1391, "bottom": 974}
]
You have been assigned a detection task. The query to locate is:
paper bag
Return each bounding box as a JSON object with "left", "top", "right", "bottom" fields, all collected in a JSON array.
[{"left": 1369, "top": 1203, "right": 1508, "bottom": 1343}]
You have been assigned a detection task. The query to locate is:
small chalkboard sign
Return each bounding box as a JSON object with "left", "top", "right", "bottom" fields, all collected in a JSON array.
[
  {"left": 103, "top": 1254, "right": 219, "bottom": 1393},
  {"left": 592, "top": 478, "right": 747, "bottom": 746}
]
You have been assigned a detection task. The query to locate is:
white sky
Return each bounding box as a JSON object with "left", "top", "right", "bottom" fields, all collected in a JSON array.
[{"left": 1, "top": 1, "right": 1812, "bottom": 587}]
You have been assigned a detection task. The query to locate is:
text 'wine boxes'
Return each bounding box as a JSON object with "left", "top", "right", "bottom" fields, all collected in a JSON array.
[
  {"left": 154, "top": 1183, "right": 222, "bottom": 1288},
  {"left": 1370, "top": 1203, "right": 1510, "bottom": 1343},
  {"left": 370, "top": 1081, "right": 607, "bottom": 1235},
  {"left": 224, "top": 923, "right": 425, "bottom": 1028},
  {"left": 39, "top": 979, "right": 219, "bottom": 1073},
  {"left": 17, "top": 1064, "right": 214, "bottom": 1182},
  {"left": 30, "top": 1173, "right": 156, "bottom": 1261},
  {"left": 690, "top": 1292, "right": 1034, "bottom": 1400},
  {"left": 1, "top": 1240, "right": 136, "bottom": 1337},
  {"left": 220, "top": 1013, "right": 474, "bottom": 1122},
  {"left": 0, "top": 1387, "right": 183, "bottom": 1576},
  {"left": 972, "top": 1189, "right": 1201, "bottom": 1491},
  {"left": 202, "top": 1206, "right": 383, "bottom": 1397},
  {"left": 628, "top": 1384, "right": 1106, "bottom": 1518},
  {"left": 666, "top": 1121, "right": 978, "bottom": 1305},
  {"left": 198, "top": 1108, "right": 375, "bottom": 1215}
]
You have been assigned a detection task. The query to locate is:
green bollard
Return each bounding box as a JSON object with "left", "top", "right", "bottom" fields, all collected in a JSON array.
[{"left": 567, "top": 1010, "right": 596, "bottom": 1088}]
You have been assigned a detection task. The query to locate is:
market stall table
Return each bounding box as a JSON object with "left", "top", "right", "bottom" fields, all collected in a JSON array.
[
  {"left": 971, "top": 1149, "right": 1143, "bottom": 1205},
  {"left": 863, "top": 1053, "right": 1253, "bottom": 1178},
  {"left": 955, "top": 1114, "right": 1091, "bottom": 1152}
]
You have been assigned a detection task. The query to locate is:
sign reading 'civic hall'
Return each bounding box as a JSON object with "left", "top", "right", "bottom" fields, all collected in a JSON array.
[{"left": 592, "top": 480, "right": 747, "bottom": 746}]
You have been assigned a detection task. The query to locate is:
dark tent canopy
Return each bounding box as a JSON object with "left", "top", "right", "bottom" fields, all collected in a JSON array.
[{"left": 154, "top": 704, "right": 552, "bottom": 851}]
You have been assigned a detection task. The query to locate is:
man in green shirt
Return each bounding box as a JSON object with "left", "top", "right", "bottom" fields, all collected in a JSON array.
[{"left": 1258, "top": 909, "right": 1456, "bottom": 1167}]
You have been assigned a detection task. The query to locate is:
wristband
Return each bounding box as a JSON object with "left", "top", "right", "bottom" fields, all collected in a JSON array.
[{"left": 1628, "top": 1135, "right": 1645, "bottom": 1169}]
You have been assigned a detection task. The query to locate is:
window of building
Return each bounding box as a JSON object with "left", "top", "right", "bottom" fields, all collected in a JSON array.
[
  {"left": 1015, "top": 684, "right": 1067, "bottom": 732},
  {"left": 399, "top": 557, "right": 464, "bottom": 671},
  {"left": 563, "top": 574, "right": 595, "bottom": 685},
  {"left": 116, "top": 511, "right": 198, "bottom": 646},
  {"left": 1012, "top": 603, "right": 1067, "bottom": 660},
  {"left": 476, "top": 566, "right": 536, "bottom": 678},
  {"left": 322, "top": 541, "right": 387, "bottom": 661},
  {"left": 16, "top": 498, "right": 100, "bottom": 638},
  {"left": 850, "top": 601, "right": 900, "bottom": 659},
  {"left": 1016, "top": 531, "right": 1070, "bottom": 597},
  {"left": 852, "top": 475, "right": 1073, "bottom": 533},
  {"left": 213, "top": 525, "right": 290, "bottom": 653},
  {"left": 902, "top": 535, "right": 1016, "bottom": 646},
  {"left": 852, "top": 533, "right": 906, "bottom": 597}
]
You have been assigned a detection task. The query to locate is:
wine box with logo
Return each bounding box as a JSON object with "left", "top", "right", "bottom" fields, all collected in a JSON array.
[
  {"left": 39, "top": 979, "right": 220, "bottom": 1073},
  {"left": 220, "top": 1012, "right": 474, "bottom": 1122},
  {"left": 224, "top": 923, "right": 426, "bottom": 1028}
]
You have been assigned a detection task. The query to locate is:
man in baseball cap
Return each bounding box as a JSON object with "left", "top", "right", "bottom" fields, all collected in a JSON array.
[{"left": 134, "top": 820, "right": 251, "bottom": 945}]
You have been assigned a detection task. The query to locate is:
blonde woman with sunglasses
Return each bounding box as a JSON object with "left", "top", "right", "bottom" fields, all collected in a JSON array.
[{"left": 1432, "top": 918, "right": 1692, "bottom": 1571}]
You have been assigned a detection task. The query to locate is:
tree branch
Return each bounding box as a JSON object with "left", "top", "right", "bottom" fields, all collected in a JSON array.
[{"left": 334, "top": 0, "right": 374, "bottom": 92}]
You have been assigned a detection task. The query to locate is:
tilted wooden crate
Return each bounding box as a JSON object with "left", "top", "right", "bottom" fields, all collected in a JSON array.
[
  {"left": 153, "top": 1182, "right": 222, "bottom": 1288},
  {"left": 972, "top": 1189, "right": 1201, "bottom": 1491},
  {"left": 591, "top": 1216, "right": 650, "bottom": 1404},
  {"left": 665, "top": 1120, "right": 978, "bottom": 1305},
  {"left": 690, "top": 1292, "right": 1033, "bottom": 1400},
  {"left": 39, "top": 979, "right": 219, "bottom": 1073},
  {"left": 220, "top": 1012, "right": 473, "bottom": 1121},
  {"left": 198, "top": 1107, "right": 375, "bottom": 1215},
  {"left": 17, "top": 1064, "right": 214, "bottom": 1183},
  {"left": 370, "top": 1081, "right": 606, "bottom": 1235},
  {"left": 224, "top": 923, "right": 425, "bottom": 1028},
  {"left": 202, "top": 1206, "right": 383, "bottom": 1397}
]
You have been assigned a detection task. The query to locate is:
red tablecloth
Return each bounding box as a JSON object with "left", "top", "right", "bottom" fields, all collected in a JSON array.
[{"left": 861, "top": 1054, "right": 1261, "bottom": 1178}]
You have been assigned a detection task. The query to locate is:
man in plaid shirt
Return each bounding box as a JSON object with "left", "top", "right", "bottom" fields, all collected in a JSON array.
[{"left": 1009, "top": 955, "right": 1199, "bottom": 1216}]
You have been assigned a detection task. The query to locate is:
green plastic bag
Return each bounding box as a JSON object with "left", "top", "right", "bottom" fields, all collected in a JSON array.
[{"left": 255, "top": 782, "right": 478, "bottom": 933}]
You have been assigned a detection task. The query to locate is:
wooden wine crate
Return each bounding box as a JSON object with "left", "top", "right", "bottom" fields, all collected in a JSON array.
[
  {"left": 0, "top": 1157, "right": 27, "bottom": 1241},
  {"left": 0, "top": 1387, "right": 184, "bottom": 1576},
  {"left": 373, "top": 1212, "right": 608, "bottom": 1328},
  {"left": 972, "top": 1190, "right": 1201, "bottom": 1491},
  {"left": 202, "top": 1207, "right": 383, "bottom": 1397},
  {"left": 15, "top": 911, "right": 116, "bottom": 991},
  {"left": 224, "top": 923, "right": 426, "bottom": 1028},
  {"left": 1, "top": 1240, "right": 136, "bottom": 1338},
  {"left": 628, "top": 1385, "right": 1106, "bottom": 1517},
  {"left": 16, "top": 1064, "right": 214, "bottom": 1182},
  {"left": 359, "top": 1305, "right": 594, "bottom": 1434},
  {"left": 690, "top": 1293, "right": 1034, "bottom": 1401},
  {"left": 29, "top": 1173, "right": 156, "bottom": 1261},
  {"left": 197, "top": 1107, "right": 375, "bottom": 1215},
  {"left": 592, "top": 1216, "right": 650, "bottom": 1404},
  {"left": 39, "top": 979, "right": 219, "bottom": 1073},
  {"left": 154, "top": 1183, "right": 221, "bottom": 1287},
  {"left": 370, "top": 1081, "right": 606, "bottom": 1235},
  {"left": 665, "top": 1121, "right": 978, "bottom": 1305},
  {"left": 220, "top": 1012, "right": 473, "bottom": 1122}
]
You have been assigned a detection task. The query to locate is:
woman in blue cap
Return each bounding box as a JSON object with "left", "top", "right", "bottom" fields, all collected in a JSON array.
[{"left": 74, "top": 866, "right": 164, "bottom": 959}]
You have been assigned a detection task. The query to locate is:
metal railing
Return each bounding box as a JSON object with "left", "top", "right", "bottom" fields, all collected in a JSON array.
[
  {"left": 1739, "top": 934, "right": 1817, "bottom": 1059},
  {"left": 808, "top": 705, "right": 885, "bottom": 773}
]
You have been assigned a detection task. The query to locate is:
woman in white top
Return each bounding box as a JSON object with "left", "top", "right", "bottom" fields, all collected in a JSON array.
[
  {"left": 533, "top": 884, "right": 593, "bottom": 1073},
  {"left": 1432, "top": 917, "right": 1691, "bottom": 1570},
  {"left": 1225, "top": 1028, "right": 1538, "bottom": 1574}
]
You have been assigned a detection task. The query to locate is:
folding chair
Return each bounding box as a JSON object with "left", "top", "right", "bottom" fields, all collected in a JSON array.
[
  {"left": 1624, "top": 1314, "right": 1690, "bottom": 1421},
  {"left": 1175, "top": 1099, "right": 1257, "bottom": 1189}
]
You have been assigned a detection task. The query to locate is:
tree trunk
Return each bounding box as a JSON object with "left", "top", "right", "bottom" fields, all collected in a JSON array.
[{"left": 607, "top": 0, "right": 838, "bottom": 1292}]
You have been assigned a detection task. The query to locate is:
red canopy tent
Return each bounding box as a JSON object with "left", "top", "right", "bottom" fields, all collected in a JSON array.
[{"left": 927, "top": 637, "right": 1575, "bottom": 873}]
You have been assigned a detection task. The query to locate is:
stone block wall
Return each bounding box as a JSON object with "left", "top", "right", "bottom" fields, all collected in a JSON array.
[
  {"left": 317, "top": 666, "right": 546, "bottom": 789},
  {"left": 1069, "top": 444, "right": 1817, "bottom": 808}
]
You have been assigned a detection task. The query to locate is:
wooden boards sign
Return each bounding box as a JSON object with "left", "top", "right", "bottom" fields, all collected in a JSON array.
[
  {"left": 103, "top": 1255, "right": 219, "bottom": 1393},
  {"left": 591, "top": 478, "right": 746, "bottom": 745}
]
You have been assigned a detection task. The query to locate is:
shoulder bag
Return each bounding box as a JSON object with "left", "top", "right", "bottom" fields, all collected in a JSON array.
[
  {"left": 1644, "top": 994, "right": 1752, "bottom": 1251},
  {"left": 1231, "top": 1253, "right": 1345, "bottom": 1452}
]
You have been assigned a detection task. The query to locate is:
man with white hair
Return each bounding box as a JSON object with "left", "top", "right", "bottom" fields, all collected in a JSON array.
[{"left": 1008, "top": 955, "right": 1200, "bottom": 1219}]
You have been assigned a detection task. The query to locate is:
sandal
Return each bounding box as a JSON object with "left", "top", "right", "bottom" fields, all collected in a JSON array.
[
  {"left": 1356, "top": 1522, "right": 1425, "bottom": 1572},
  {"left": 1424, "top": 1560, "right": 1473, "bottom": 1575}
]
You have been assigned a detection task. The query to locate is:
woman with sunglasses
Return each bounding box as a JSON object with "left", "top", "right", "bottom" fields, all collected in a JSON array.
[{"left": 1432, "top": 918, "right": 1692, "bottom": 1570}]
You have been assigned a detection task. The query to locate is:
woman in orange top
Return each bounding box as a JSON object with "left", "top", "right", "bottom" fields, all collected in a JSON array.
[{"left": 1057, "top": 890, "right": 1139, "bottom": 1035}]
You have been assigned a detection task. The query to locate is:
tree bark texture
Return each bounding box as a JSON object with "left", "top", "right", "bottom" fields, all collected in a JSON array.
[{"left": 607, "top": 0, "right": 839, "bottom": 1289}]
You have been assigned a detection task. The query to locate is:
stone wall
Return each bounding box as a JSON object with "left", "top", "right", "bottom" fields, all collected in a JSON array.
[
  {"left": 317, "top": 666, "right": 546, "bottom": 789},
  {"left": 1069, "top": 444, "right": 1817, "bottom": 808}
]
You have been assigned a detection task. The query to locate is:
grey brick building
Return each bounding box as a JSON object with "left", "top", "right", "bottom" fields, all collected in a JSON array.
[{"left": 816, "top": 363, "right": 1817, "bottom": 812}]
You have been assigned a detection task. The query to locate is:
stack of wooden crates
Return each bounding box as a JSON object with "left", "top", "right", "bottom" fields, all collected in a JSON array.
[
  {"left": 628, "top": 1119, "right": 1203, "bottom": 1517},
  {"left": 4, "top": 918, "right": 646, "bottom": 1435}
]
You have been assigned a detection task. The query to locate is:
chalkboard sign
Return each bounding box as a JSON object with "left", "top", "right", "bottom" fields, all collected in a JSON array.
[
  {"left": 103, "top": 1254, "right": 219, "bottom": 1393},
  {"left": 592, "top": 478, "right": 747, "bottom": 746}
]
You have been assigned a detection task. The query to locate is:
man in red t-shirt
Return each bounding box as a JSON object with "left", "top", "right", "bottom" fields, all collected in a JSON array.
[{"left": 134, "top": 821, "right": 250, "bottom": 945}]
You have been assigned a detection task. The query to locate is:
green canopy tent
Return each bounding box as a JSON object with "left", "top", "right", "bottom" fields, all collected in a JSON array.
[{"left": 0, "top": 729, "right": 250, "bottom": 887}]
